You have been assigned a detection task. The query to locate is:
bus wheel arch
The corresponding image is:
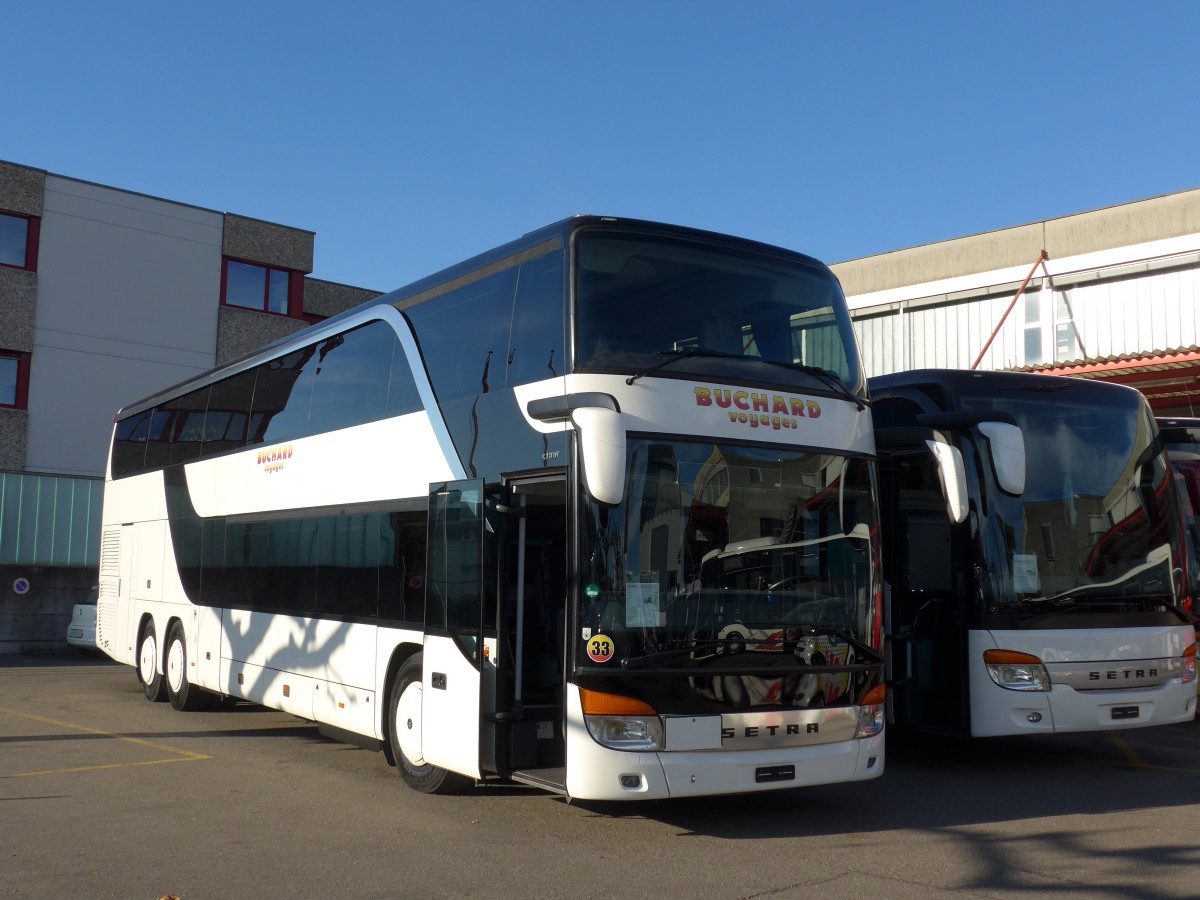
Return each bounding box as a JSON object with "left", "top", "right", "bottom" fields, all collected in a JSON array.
[
  {"left": 380, "top": 643, "right": 422, "bottom": 766},
  {"left": 385, "top": 652, "right": 470, "bottom": 794},
  {"left": 164, "top": 618, "right": 211, "bottom": 711},
  {"left": 137, "top": 615, "right": 167, "bottom": 703}
]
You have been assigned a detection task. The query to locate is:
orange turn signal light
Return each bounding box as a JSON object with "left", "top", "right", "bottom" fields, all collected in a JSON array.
[
  {"left": 579, "top": 688, "right": 657, "bottom": 716},
  {"left": 859, "top": 683, "right": 887, "bottom": 706},
  {"left": 983, "top": 649, "right": 1044, "bottom": 666}
]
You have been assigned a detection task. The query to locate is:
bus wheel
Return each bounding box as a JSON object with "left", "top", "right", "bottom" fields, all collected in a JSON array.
[
  {"left": 138, "top": 621, "right": 167, "bottom": 703},
  {"left": 165, "top": 620, "right": 211, "bottom": 712},
  {"left": 387, "top": 655, "right": 469, "bottom": 794}
]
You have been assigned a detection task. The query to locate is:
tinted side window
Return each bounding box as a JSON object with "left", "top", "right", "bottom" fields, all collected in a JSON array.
[
  {"left": 317, "top": 513, "right": 381, "bottom": 617},
  {"left": 202, "top": 369, "right": 257, "bottom": 457},
  {"left": 112, "top": 410, "right": 152, "bottom": 478},
  {"left": 308, "top": 321, "right": 396, "bottom": 434},
  {"left": 378, "top": 510, "right": 427, "bottom": 625},
  {"left": 170, "top": 388, "right": 210, "bottom": 464},
  {"left": 408, "top": 269, "right": 518, "bottom": 403},
  {"left": 509, "top": 251, "right": 565, "bottom": 385},
  {"left": 145, "top": 403, "right": 176, "bottom": 470},
  {"left": 252, "top": 346, "right": 318, "bottom": 445}
]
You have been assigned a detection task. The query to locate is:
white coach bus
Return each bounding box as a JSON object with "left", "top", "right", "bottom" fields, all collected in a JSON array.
[
  {"left": 98, "top": 216, "right": 885, "bottom": 799},
  {"left": 870, "top": 369, "right": 1197, "bottom": 737}
]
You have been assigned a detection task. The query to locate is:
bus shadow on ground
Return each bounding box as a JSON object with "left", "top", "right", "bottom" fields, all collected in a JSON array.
[{"left": 572, "top": 719, "right": 1200, "bottom": 838}]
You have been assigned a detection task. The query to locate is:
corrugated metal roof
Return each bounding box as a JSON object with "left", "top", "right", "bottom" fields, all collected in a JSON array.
[{"left": 1008, "top": 346, "right": 1200, "bottom": 379}]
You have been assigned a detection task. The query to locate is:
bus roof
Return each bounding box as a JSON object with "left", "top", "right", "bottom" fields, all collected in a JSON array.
[
  {"left": 868, "top": 368, "right": 1146, "bottom": 408},
  {"left": 114, "top": 216, "right": 837, "bottom": 419}
]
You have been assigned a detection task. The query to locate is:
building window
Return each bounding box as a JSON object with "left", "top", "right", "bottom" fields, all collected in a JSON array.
[
  {"left": 0, "top": 211, "right": 39, "bottom": 271},
  {"left": 1022, "top": 283, "right": 1081, "bottom": 366},
  {"left": 221, "top": 258, "right": 302, "bottom": 317},
  {"left": 0, "top": 351, "right": 31, "bottom": 409},
  {"left": 1054, "top": 290, "right": 1080, "bottom": 361},
  {"left": 1023, "top": 287, "right": 1043, "bottom": 365}
]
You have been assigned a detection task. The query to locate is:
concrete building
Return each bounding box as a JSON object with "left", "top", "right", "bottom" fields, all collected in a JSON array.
[
  {"left": 835, "top": 187, "right": 1200, "bottom": 414},
  {"left": 0, "top": 160, "right": 380, "bottom": 651}
]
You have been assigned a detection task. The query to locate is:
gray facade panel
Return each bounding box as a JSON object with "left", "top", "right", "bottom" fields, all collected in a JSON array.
[
  {"left": 834, "top": 224, "right": 1045, "bottom": 298},
  {"left": 223, "top": 214, "right": 314, "bottom": 273},
  {"left": 835, "top": 187, "right": 1200, "bottom": 296},
  {"left": 0, "top": 409, "right": 28, "bottom": 469},
  {"left": 1044, "top": 191, "right": 1200, "bottom": 261},
  {"left": 0, "top": 267, "right": 37, "bottom": 352},
  {"left": 303, "top": 277, "right": 382, "bottom": 318},
  {"left": 216, "top": 307, "right": 308, "bottom": 366},
  {"left": 0, "top": 161, "right": 46, "bottom": 217},
  {"left": 27, "top": 177, "right": 223, "bottom": 476}
]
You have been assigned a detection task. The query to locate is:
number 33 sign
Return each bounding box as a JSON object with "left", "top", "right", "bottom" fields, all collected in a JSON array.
[{"left": 587, "top": 634, "right": 614, "bottom": 663}]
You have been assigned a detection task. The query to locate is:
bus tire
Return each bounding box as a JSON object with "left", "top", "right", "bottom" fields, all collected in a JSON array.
[
  {"left": 138, "top": 620, "right": 167, "bottom": 703},
  {"left": 165, "top": 620, "right": 211, "bottom": 712},
  {"left": 387, "top": 654, "right": 470, "bottom": 794}
]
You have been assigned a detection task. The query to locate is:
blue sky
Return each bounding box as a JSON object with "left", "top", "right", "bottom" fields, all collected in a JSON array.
[{"left": 6, "top": 2, "right": 1199, "bottom": 293}]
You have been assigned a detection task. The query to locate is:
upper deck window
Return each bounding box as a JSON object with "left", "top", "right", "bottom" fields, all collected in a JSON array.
[{"left": 574, "top": 231, "right": 861, "bottom": 394}]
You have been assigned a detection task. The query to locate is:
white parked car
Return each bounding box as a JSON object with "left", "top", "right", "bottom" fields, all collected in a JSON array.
[{"left": 66, "top": 586, "right": 99, "bottom": 651}]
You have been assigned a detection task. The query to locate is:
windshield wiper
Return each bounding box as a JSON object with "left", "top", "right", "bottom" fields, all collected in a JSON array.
[
  {"left": 1013, "top": 593, "right": 1195, "bottom": 628},
  {"left": 625, "top": 348, "right": 742, "bottom": 385},
  {"left": 620, "top": 637, "right": 750, "bottom": 669},
  {"left": 624, "top": 348, "right": 866, "bottom": 410},
  {"left": 619, "top": 623, "right": 882, "bottom": 669}
]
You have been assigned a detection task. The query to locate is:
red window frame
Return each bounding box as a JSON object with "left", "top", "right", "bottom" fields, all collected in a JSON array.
[
  {"left": 0, "top": 351, "right": 31, "bottom": 410},
  {"left": 219, "top": 257, "right": 305, "bottom": 320},
  {"left": 0, "top": 211, "right": 40, "bottom": 272}
]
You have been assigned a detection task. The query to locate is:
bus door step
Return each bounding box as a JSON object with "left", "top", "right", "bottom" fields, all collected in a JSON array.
[{"left": 510, "top": 767, "right": 567, "bottom": 794}]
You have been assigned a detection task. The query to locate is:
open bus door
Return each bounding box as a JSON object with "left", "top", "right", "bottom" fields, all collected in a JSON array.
[
  {"left": 496, "top": 474, "right": 569, "bottom": 793},
  {"left": 877, "top": 439, "right": 970, "bottom": 734},
  {"left": 421, "top": 480, "right": 486, "bottom": 780}
]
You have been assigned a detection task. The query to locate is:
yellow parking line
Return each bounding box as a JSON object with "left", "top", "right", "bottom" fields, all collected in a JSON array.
[
  {"left": 1105, "top": 735, "right": 1149, "bottom": 769},
  {"left": 0, "top": 706, "right": 211, "bottom": 778}
]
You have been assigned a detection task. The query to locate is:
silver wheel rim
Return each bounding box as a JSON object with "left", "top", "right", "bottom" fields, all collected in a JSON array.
[
  {"left": 166, "top": 635, "right": 185, "bottom": 694},
  {"left": 396, "top": 679, "right": 425, "bottom": 766},
  {"left": 139, "top": 633, "right": 157, "bottom": 683}
]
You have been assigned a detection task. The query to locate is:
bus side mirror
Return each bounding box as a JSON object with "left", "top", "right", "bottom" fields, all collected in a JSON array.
[
  {"left": 571, "top": 406, "right": 626, "bottom": 506},
  {"left": 978, "top": 421, "right": 1026, "bottom": 496},
  {"left": 925, "top": 438, "right": 969, "bottom": 524}
]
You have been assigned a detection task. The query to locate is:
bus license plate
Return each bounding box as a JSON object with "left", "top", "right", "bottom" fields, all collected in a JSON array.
[
  {"left": 755, "top": 765, "right": 795, "bottom": 784},
  {"left": 1111, "top": 706, "right": 1139, "bottom": 720}
]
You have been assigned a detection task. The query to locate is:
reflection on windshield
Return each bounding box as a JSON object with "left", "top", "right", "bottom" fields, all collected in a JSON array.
[
  {"left": 964, "top": 390, "right": 1183, "bottom": 612},
  {"left": 578, "top": 439, "right": 880, "bottom": 705},
  {"left": 575, "top": 231, "right": 862, "bottom": 394}
]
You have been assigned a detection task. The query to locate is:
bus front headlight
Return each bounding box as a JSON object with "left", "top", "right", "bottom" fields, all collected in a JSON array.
[
  {"left": 580, "top": 688, "right": 664, "bottom": 751},
  {"left": 855, "top": 683, "right": 886, "bottom": 738},
  {"left": 585, "top": 716, "right": 664, "bottom": 751},
  {"left": 984, "top": 649, "right": 1050, "bottom": 691}
]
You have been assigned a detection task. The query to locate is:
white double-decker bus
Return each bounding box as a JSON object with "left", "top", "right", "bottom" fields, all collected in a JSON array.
[
  {"left": 98, "top": 216, "right": 884, "bottom": 799},
  {"left": 870, "top": 369, "right": 1197, "bottom": 736}
]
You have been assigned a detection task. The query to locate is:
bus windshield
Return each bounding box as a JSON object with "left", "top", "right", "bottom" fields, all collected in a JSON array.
[
  {"left": 574, "top": 230, "right": 863, "bottom": 395},
  {"left": 963, "top": 388, "right": 1181, "bottom": 614},
  {"left": 579, "top": 439, "right": 879, "bottom": 691}
]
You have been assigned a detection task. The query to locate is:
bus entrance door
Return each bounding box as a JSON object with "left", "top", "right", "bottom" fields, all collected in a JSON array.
[
  {"left": 421, "top": 480, "right": 486, "bottom": 780},
  {"left": 500, "top": 475, "right": 568, "bottom": 793}
]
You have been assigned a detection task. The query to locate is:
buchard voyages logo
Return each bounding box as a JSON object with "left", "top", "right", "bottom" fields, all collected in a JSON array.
[
  {"left": 257, "top": 444, "right": 294, "bottom": 474},
  {"left": 694, "top": 387, "right": 821, "bottom": 432}
]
